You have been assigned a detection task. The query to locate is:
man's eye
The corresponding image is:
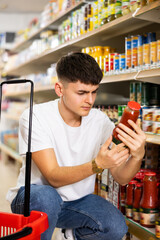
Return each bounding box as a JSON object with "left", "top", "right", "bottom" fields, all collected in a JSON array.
[{"left": 78, "top": 92, "right": 85, "bottom": 95}]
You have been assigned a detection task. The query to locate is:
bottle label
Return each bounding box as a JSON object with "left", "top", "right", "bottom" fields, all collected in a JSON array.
[
  {"left": 108, "top": 4, "right": 115, "bottom": 16},
  {"left": 133, "top": 208, "right": 140, "bottom": 221},
  {"left": 126, "top": 206, "right": 133, "bottom": 218},
  {"left": 156, "top": 225, "right": 160, "bottom": 238},
  {"left": 140, "top": 208, "right": 159, "bottom": 226}
]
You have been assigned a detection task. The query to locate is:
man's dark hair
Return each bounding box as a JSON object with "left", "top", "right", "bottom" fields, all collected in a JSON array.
[{"left": 56, "top": 52, "right": 103, "bottom": 85}]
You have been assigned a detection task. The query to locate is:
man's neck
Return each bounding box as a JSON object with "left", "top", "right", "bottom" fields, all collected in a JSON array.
[{"left": 58, "top": 100, "right": 81, "bottom": 127}]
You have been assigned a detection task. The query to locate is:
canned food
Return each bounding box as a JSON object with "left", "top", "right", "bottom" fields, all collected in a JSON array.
[
  {"left": 109, "top": 53, "right": 115, "bottom": 73},
  {"left": 153, "top": 109, "right": 160, "bottom": 122},
  {"left": 136, "top": 82, "right": 142, "bottom": 105},
  {"left": 157, "top": 40, "right": 160, "bottom": 67},
  {"left": 131, "top": 35, "right": 138, "bottom": 70},
  {"left": 130, "top": 82, "right": 136, "bottom": 102},
  {"left": 125, "top": 36, "right": 132, "bottom": 70},
  {"left": 138, "top": 35, "right": 143, "bottom": 69},
  {"left": 143, "top": 43, "right": 150, "bottom": 69},
  {"left": 142, "top": 120, "right": 153, "bottom": 133},
  {"left": 153, "top": 122, "right": 160, "bottom": 135},
  {"left": 147, "top": 32, "right": 156, "bottom": 43},
  {"left": 114, "top": 53, "right": 120, "bottom": 73},
  {"left": 120, "top": 53, "right": 126, "bottom": 72},
  {"left": 150, "top": 41, "right": 157, "bottom": 68}
]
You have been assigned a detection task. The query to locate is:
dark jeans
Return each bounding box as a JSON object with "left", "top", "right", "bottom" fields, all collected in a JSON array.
[{"left": 11, "top": 184, "right": 128, "bottom": 240}]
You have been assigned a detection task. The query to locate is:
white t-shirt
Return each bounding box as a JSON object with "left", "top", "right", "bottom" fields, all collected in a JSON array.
[{"left": 6, "top": 99, "right": 114, "bottom": 203}]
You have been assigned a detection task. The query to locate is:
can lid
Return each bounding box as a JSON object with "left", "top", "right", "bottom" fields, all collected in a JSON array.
[{"left": 128, "top": 101, "right": 141, "bottom": 111}]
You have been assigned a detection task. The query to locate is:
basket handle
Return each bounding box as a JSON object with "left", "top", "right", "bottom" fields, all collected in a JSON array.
[
  {"left": 0, "top": 79, "right": 34, "bottom": 217},
  {"left": 0, "top": 227, "right": 32, "bottom": 240}
]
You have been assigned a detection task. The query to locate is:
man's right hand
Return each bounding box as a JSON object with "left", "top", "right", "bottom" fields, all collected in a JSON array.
[{"left": 95, "top": 136, "right": 130, "bottom": 170}]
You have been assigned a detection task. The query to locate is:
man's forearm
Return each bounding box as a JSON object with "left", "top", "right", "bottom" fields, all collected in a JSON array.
[
  {"left": 110, "top": 155, "right": 142, "bottom": 185},
  {"left": 48, "top": 161, "right": 94, "bottom": 188}
]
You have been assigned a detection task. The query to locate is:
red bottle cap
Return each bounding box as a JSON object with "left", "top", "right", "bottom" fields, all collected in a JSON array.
[
  {"left": 128, "top": 101, "right": 141, "bottom": 111},
  {"left": 136, "top": 182, "right": 143, "bottom": 187},
  {"left": 129, "top": 180, "right": 138, "bottom": 184},
  {"left": 145, "top": 172, "right": 156, "bottom": 176}
]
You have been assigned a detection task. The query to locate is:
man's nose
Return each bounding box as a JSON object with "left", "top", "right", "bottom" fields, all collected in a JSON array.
[{"left": 86, "top": 93, "right": 93, "bottom": 104}]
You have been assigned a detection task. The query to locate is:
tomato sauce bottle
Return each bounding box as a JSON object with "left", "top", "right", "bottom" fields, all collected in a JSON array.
[
  {"left": 133, "top": 182, "right": 143, "bottom": 222},
  {"left": 125, "top": 180, "right": 137, "bottom": 219},
  {"left": 112, "top": 101, "right": 141, "bottom": 144},
  {"left": 140, "top": 172, "right": 159, "bottom": 227}
]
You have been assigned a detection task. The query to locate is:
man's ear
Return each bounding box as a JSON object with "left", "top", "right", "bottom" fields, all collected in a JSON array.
[{"left": 55, "top": 82, "right": 64, "bottom": 97}]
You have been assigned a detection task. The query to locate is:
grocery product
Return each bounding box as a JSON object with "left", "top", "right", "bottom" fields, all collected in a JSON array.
[
  {"left": 122, "top": 0, "right": 130, "bottom": 15},
  {"left": 112, "top": 101, "right": 141, "bottom": 144},
  {"left": 150, "top": 41, "right": 157, "bottom": 67},
  {"left": 125, "top": 36, "right": 132, "bottom": 70},
  {"left": 140, "top": 172, "right": 159, "bottom": 227},
  {"left": 108, "top": 0, "right": 116, "bottom": 22},
  {"left": 125, "top": 180, "right": 137, "bottom": 219},
  {"left": 133, "top": 183, "right": 142, "bottom": 222},
  {"left": 131, "top": 35, "right": 138, "bottom": 70},
  {"left": 115, "top": 0, "right": 122, "bottom": 18}
]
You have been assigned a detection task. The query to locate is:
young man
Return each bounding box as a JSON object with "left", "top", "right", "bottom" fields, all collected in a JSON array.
[{"left": 7, "top": 52, "right": 146, "bottom": 240}]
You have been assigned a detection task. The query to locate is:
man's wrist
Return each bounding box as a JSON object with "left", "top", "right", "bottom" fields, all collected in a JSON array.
[{"left": 92, "top": 158, "right": 104, "bottom": 174}]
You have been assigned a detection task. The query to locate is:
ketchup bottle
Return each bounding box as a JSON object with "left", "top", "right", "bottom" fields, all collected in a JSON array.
[
  {"left": 125, "top": 180, "right": 137, "bottom": 219},
  {"left": 140, "top": 172, "right": 159, "bottom": 227},
  {"left": 133, "top": 182, "right": 143, "bottom": 223},
  {"left": 112, "top": 101, "right": 141, "bottom": 144}
]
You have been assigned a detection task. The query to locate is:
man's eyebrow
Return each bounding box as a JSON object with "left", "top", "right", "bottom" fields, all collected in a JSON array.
[{"left": 78, "top": 87, "right": 99, "bottom": 93}]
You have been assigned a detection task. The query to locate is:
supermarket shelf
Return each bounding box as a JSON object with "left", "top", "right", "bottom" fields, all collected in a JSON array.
[
  {"left": 6, "top": 9, "right": 155, "bottom": 76},
  {"left": 135, "top": 0, "right": 160, "bottom": 24},
  {"left": 11, "top": 0, "right": 86, "bottom": 52},
  {"left": 101, "top": 68, "right": 160, "bottom": 85},
  {"left": 0, "top": 142, "right": 22, "bottom": 163},
  {"left": 126, "top": 217, "right": 157, "bottom": 240},
  {"left": 146, "top": 133, "right": 160, "bottom": 145},
  {"left": 4, "top": 83, "right": 55, "bottom": 97}
]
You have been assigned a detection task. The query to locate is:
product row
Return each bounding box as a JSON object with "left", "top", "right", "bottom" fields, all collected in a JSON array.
[
  {"left": 95, "top": 143, "right": 160, "bottom": 238},
  {"left": 82, "top": 33, "right": 160, "bottom": 75}
]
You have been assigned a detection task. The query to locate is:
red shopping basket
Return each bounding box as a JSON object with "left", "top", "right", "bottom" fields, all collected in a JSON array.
[
  {"left": 0, "top": 211, "right": 48, "bottom": 239},
  {"left": 0, "top": 80, "right": 49, "bottom": 239}
]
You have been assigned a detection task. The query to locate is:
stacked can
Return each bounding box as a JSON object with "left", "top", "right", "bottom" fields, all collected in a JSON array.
[
  {"left": 131, "top": 35, "right": 138, "bottom": 71},
  {"left": 125, "top": 36, "right": 132, "bottom": 70}
]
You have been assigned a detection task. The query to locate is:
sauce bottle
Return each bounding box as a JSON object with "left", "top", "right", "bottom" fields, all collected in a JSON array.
[
  {"left": 133, "top": 182, "right": 142, "bottom": 222},
  {"left": 140, "top": 172, "right": 159, "bottom": 227},
  {"left": 112, "top": 101, "right": 141, "bottom": 145},
  {"left": 125, "top": 180, "right": 137, "bottom": 219}
]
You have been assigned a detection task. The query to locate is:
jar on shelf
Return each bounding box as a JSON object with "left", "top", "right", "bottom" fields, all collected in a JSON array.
[
  {"left": 140, "top": 172, "right": 159, "bottom": 228},
  {"left": 101, "top": 0, "right": 108, "bottom": 25},
  {"left": 108, "top": 0, "right": 116, "bottom": 22},
  {"left": 120, "top": 185, "right": 126, "bottom": 215},
  {"left": 125, "top": 180, "right": 137, "bottom": 219},
  {"left": 112, "top": 101, "right": 141, "bottom": 145},
  {"left": 156, "top": 217, "right": 160, "bottom": 239},
  {"left": 122, "top": 0, "right": 130, "bottom": 16},
  {"left": 133, "top": 182, "right": 143, "bottom": 222},
  {"left": 115, "top": 0, "right": 122, "bottom": 19}
]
